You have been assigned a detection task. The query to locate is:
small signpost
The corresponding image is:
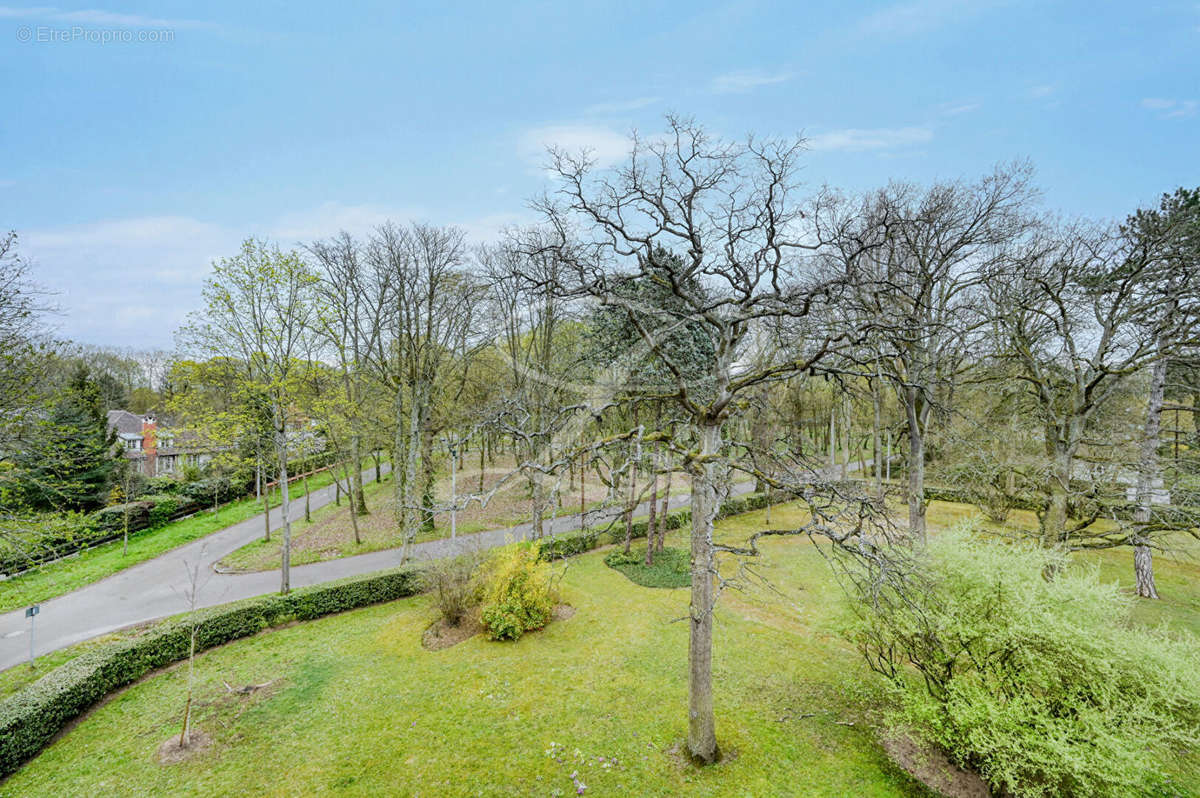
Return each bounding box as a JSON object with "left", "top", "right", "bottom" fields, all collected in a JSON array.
[{"left": 25, "top": 604, "right": 39, "bottom": 667}]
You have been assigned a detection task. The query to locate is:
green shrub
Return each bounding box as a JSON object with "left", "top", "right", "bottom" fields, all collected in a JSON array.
[
  {"left": 0, "top": 564, "right": 423, "bottom": 779},
  {"left": 849, "top": 527, "right": 1200, "bottom": 798},
  {"left": 146, "top": 495, "right": 179, "bottom": 528},
  {"left": 479, "top": 543, "right": 555, "bottom": 640}
]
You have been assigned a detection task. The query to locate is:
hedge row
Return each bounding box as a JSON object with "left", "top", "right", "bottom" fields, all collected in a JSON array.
[
  {"left": 0, "top": 451, "right": 344, "bottom": 577},
  {"left": 536, "top": 488, "right": 784, "bottom": 561},
  {"left": 923, "top": 484, "right": 1200, "bottom": 527},
  {"left": 0, "top": 563, "right": 422, "bottom": 779},
  {"left": 0, "top": 487, "right": 819, "bottom": 779}
]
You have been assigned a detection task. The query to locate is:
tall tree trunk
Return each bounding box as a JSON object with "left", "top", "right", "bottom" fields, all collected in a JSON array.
[
  {"left": 687, "top": 420, "right": 721, "bottom": 764},
  {"left": 530, "top": 470, "right": 546, "bottom": 540},
  {"left": 827, "top": 404, "right": 836, "bottom": 470},
  {"left": 623, "top": 442, "right": 639, "bottom": 554},
  {"left": 872, "top": 374, "right": 884, "bottom": 500},
  {"left": 904, "top": 385, "right": 927, "bottom": 542},
  {"left": 645, "top": 453, "right": 659, "bottom": 566},
  {"left": 657, "top": 467, "right": 672, "bottom": 553},
  {"left": 277, "top": 433, "right": 293, "bottom": 595},
  {"left": 419, "top": 403, "right": 436, "bottom": 533},
  {"left": 1041, "top": 437, "right": 1073, "bottom": 554},
  {"left": 352, "top": 435, "right": 368, "bottom": 516},
  {"left": 303, "top": 472, "right": 311, "bottom": 523},
  {"left": 374, "top": 451, "right": 381, "bottom": 484},
  {"left": 261, "top": 480, "right": 271, "bottom": 542},
  {"left": 1133, "top": 354, "right": 1167, "bottom": 599}
]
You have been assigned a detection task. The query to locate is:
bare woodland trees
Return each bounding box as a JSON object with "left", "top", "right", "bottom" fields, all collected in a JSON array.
[
  {"left": 988, "top": 218, "right": 1200, "bottom": 583},
  {"left": 358, "top": 223, "right": 483, "bottom": 562},
  {"left": 824, "top": 166, "right": 1035, "bottom": 539}
]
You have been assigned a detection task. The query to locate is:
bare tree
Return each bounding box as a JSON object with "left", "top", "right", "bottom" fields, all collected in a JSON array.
[
  {"left": 989, "top": 219, "right": 1200, "bottom": 558},
  {"left": 361, "top": 223, "right": 482, "bottom": 561},
  {"left": 536, "top": 116, "right": 870, "bottom": 763},
  {"left": 823, "top": 165, "right": 1036, "bottom": 539}
]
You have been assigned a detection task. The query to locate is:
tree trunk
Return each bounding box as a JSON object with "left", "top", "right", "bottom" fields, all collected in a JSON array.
[
  {"left": 687, "top": 420, "right": 721, "bottom": 764},
  {"left": 1133, "top": 354, "right": 1167, "bottom": 599},
  {"left": 623, "top": 446, "right": 638, "bottom": 555},
  {"left": 374, "top": 451, "right": 381, "bottom": 484},
  {"left": 352, "top": 437, "right": 368, "bottom": 515},
  {"left": 530, "top": 470, "right": 545, "bottom": 540},
  {"left": 277, "top": 436, "right": 293, "bottom": 595},
  {"left": 645, "top": 455, "right": 659, "bottom": 566},
  {"left": 903, "top": 385, "right": 928, "bottom": 542},
  {"left": 872, "top": 374, "right": 884, "bottom": 500},
  {"left": 303, "top": 472, "right": 311, "bottom": 523},
  {"left": 261, "top": 486, "right": 271, "bottom": 542},
  {"left": 657, "top": 468, "right": 672, "bottom": 552},
  {"left": 419, "top": 404, "right": 436, "bottom": 533}
]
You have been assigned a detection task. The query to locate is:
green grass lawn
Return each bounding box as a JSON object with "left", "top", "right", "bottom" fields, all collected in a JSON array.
[
  {"left": 604, "top": 545, "right": 691, "bottom": 588},
  {"left": 0, "top": 468, "right": 351, "bottom": 616},
  {"left": 7, "top": 499, "right": 1197, "bottom": 796}
]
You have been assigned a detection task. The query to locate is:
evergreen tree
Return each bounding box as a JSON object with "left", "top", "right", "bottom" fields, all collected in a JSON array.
[{"left": 14, "top": 366, "right": 120, "bottom": 511}]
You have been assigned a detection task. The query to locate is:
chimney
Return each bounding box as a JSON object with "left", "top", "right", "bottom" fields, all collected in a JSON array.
[{"left": 142, "top": 416, "right": 158, "bottom": 475}]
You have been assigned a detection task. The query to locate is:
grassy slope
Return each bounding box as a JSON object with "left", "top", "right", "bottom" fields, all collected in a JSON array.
[
  {"left": 4, "top": 500, "right": 1197, "bottom": 796},
  {"left": 1, "top": 503, "right": 931, "bottom": 798},
  {"left": 0, "top": 469, "right": 345, "bottom": 616}
]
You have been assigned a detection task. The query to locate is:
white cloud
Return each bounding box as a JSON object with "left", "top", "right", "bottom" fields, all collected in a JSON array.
[
  {"left": 939, "top": 102, "right": 980, "bottom": 116},
  {"left": 805, "top": 126, "right": 933, "bottom": 152},
  {"left": 1028, "top": 84, "right": 1057, "bottom": 98},
  {"left": 709, "top": 69, "right": 793, "bottom": 94},
  {"left": 0, "top": 5, "right": 209, "bottom": 28},
  {"left": 855, "top": 0, "right": 998, "bottom": 37},
  {"left": 584, "top": 97, "right": 660, "bottom": 115},
  {"left": 17, "top": 203, "right": 427, "bottom": 348},
  {"left": 1141, "top": 97, "right": 1197, "bottom": 118},
  {"left": 519, "top": 123, "right": 632, "bottom": 168}
]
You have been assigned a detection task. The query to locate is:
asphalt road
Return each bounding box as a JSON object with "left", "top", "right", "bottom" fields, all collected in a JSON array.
[
  {"left": 0, "top": 466, "right": 754, "bottom": 673},
  {"left": 0, "top": 460, "right": 865, "bottom": 673}
]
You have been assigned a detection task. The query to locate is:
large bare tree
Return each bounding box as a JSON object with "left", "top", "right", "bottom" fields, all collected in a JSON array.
[
  {"left": 822, "top": 166, "right": 1036, "bottom": 539},
  {"left": 536, "top": 117, "right": 875, "bottom": 763}
]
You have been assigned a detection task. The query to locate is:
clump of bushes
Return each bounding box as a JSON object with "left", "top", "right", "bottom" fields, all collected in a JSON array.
[
  {"left": 849, "top": 526, "right": 1200, "bottom": 798},
  {"left": 421, "top": 550, "right": 485, "bottom": 627},
  {"left": 479, "top": 542, "right": 556, "bottom": 641}
]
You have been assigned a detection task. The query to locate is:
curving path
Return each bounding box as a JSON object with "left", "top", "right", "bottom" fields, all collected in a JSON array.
[{"left": 0, "top": 461, "right": 864, "bottom": 673}]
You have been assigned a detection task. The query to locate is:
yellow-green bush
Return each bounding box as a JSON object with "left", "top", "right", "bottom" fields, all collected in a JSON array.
[
  {"left": 849, "top": 526, "right": 1200, "bottom": 798},
  {"left": 479, "top": 542, "right": 555, "bottom": 640}
]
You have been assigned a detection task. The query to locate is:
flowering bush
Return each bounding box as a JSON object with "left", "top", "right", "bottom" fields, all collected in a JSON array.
[{"left": 479, "top": 542, "right": 554, "bottom": 640}]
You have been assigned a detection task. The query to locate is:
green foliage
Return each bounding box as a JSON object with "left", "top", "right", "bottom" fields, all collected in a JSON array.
[
  {"left": 604, "top": 546, "right": 690, "bottom": 588},
  {"left": 0, "top": 563, "right": 424, "bottom": 780},
  {"left": 850, "top": 527, "right": 1200, "bottom": 798},
  {"left": 479, "top": 543, "right": 555, "bottom": 640},
  {"left": 10, "top": 366, "right": 121, "bottom": 512},
  {"left": 0, "top": 512, "right": 100, "bottom": 576}
]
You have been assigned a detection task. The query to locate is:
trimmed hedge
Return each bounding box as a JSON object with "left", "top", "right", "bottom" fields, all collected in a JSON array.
[
  {"left": 0, "top": 564, "right": 422, "bottom": 779},
  {"left": 0, "top": 455, "right": 350, "bottom": 577},
  {"left": 536, "top": 488, "right": 782, "bottom": 562}
]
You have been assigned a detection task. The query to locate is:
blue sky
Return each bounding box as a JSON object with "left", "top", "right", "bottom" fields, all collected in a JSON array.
[{"left": 1, "top": 1, "right": 1197, "bottom": 348}]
